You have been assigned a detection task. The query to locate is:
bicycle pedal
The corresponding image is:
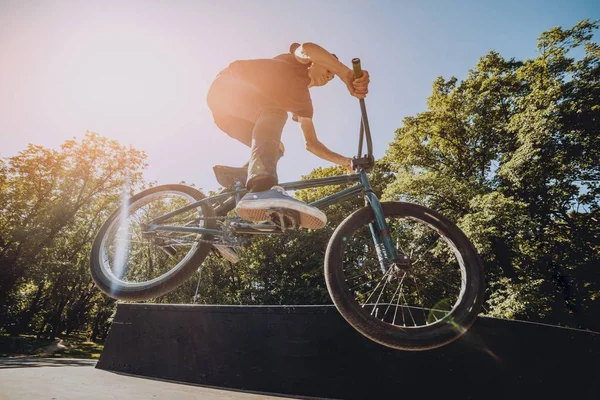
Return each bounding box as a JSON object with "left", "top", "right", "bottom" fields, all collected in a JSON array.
[{"left": 266, "top": 208, "right": 300, "bottom": 231}]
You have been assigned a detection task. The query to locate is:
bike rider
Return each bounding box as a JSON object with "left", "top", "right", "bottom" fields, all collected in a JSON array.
[{"left": 207, "top": 42, "right": 370, "bottom": 231}]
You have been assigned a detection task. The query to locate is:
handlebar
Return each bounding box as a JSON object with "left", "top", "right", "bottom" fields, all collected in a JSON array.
[
  {"left": 351, "top": 58, "right": 374, "bottom": 171},
  {"left": 352, "top": 58, "right": 363, "bottom": 78}
]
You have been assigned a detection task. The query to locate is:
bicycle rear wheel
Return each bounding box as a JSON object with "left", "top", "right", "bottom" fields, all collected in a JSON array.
[
  {"left": 325, "top": 201, "right": 484, "bottom": 351},
  {"left": 90, "top": 184, "right": 216, "bottom": 301}
]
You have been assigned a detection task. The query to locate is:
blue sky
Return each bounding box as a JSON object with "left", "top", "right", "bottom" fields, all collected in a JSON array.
[{"left": 1, "top": 0, "right": 598, "bottom": 192}]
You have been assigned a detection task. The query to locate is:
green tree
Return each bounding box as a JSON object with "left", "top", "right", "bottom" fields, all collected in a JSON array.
[
  {"left": 384, "top": 19, "right": 599, "bottom": 330},
  {"left": 0, "top": 132, "right": 146, "bottom": 337}
]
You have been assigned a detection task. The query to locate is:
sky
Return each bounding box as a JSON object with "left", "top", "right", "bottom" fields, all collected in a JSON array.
[{"left": 1, "top": 0, "right": 598, "bottom": 193}]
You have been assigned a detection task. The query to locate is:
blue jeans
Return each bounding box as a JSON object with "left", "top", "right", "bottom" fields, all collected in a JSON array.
[{"left": 207, "top": 71, "right": 286, "bottom": 192}]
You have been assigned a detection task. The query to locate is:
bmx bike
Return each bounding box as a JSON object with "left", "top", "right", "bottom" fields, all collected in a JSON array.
[{"left": 90, "top": 59, "right": 484, "bottom": 351}]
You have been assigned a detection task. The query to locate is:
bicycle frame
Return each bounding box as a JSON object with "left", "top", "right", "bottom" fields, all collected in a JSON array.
[{"left": 143, "top": 168, "right": 402, "bottom": 272}]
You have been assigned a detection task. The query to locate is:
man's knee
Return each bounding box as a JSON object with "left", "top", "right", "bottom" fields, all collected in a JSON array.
[
  {"left": 257, "top": 107, "right": 288, "bottom": 125},
  {"left": 255, "top": 108, "right": 288, "bottom": 141}
]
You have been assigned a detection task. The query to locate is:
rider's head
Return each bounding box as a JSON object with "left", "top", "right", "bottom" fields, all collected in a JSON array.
[
  {"left": 289, "top": 43, "right": 337, "bottom": 88},
  {"left": 308, "top": 50, "right": 338, "bottom": 88},
  {"left": 308, "top": 62, "right": 335, "bottom": 87}
]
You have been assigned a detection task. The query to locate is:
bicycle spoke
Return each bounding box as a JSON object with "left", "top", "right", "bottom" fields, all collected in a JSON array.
[
  {"left": 412, "top": 265, "right": 461, "bottom": 294},
  {"left": 361, "top": 268, "right": 393, "bottom": 305},
  {"left": 165, "top": 242, "right": 194, "bottom": 247},
  {"left": 370, "top": 277, "right": 390, "bottom": 317},
  {"left": 391, "top": 272, "right": 407, "bottom": 326},
  {"left": 401, "top": 291, "right": 417, "bottom": 326},
  {"left": 410, "top": 275, "right": 428, "bottom": 325},
  {"left": 396, "top": 240, "right": 409, "bottom": 258},
  {"left": 153, "top": 236, "right": 196, "bottom": 246},
  {"left": 385, "top": 272, "right": 406, "bottom": 321},
  {"left": 146, "top": 243, "right": 153, "bottom": 281},
  {"left": 383, "top": 281, "right": 401, "bottom": 318},
  {"left": 346, "top": 268, "right": 377, "bottom": 282},
  {"left": 113, "top": 238, "right": 146, "bottom": 245},
  {"left": 349, "top": 279, "right": 378, "bottom": 292},
  {"left": 410, "top": 236, "right": 441, "bottom": 267}
]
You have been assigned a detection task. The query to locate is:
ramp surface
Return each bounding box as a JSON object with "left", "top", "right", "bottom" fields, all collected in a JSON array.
[
  {"left": 97, "top": 304, "right": 599, "bottom": 400},
  {"left": 0, "top": 357, "right": 296, "bottom": 399}
]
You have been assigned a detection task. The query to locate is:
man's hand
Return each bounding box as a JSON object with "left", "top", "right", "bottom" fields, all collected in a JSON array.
[
  {"left": 343, "top": 157, "right": 354, "bottom": 173},
  {"left": 342, "top": 69, "right": 370, "bottom": 99}
]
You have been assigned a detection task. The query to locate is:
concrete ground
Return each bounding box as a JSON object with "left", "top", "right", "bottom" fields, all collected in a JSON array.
[{"left": 0, "top": 358, "right": 297, "bottom": 400}]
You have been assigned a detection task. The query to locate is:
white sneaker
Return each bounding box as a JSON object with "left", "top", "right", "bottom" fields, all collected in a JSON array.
[{"left": 235, "top": 186, "right": 327, "bottom": 229}]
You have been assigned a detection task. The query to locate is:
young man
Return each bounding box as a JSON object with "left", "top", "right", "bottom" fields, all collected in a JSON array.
[{"left": 207, "top": 42, "right": 370, "bottom": 230}]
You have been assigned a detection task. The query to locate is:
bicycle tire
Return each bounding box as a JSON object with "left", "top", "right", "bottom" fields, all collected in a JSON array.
[
  {"left": 90, "top": 184, "right": 216, "bottom": 301},
  {"left": 325, "top": 201, "right": 484, "bottom": 351}
]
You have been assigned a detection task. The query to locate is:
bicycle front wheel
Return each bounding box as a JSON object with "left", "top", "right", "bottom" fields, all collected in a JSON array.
[
  {"left": 325, "top": 201, "right": 484, "bottom": 351},
  {"left": 90, "top": 184, "right": 216, "bottom": 301}
]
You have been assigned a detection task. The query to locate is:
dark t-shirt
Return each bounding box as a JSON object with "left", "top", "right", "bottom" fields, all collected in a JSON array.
[{"left": 225, "top": 53, "right": 313, "bottom": 119}]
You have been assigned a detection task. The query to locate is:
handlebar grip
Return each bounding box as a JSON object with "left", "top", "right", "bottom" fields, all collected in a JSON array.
[{"left": 352, "top": 58, "right": 362, "bottom": 78}]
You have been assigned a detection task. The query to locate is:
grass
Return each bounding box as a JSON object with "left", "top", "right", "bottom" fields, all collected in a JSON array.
[{"left": 0, "top": 333, "right": 104, "bottom": 359}]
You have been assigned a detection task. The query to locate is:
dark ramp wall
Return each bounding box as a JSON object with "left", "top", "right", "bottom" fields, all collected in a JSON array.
[{"left": 97, "top": 304, "right": 599, "bottom": 400}]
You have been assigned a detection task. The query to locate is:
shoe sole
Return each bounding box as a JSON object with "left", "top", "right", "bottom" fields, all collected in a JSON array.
[{"left": 236, "top": 198, "right": 326, "bottom": 230}]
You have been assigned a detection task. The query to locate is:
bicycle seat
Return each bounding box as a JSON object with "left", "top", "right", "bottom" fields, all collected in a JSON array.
[{"left": 213, "top": 165, "right": 247, "bottom": 188}]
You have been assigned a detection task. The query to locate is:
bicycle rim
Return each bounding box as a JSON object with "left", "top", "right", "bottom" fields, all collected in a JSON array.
[{"left": 98, "top": 189, "right": 208, "bottom": 288}]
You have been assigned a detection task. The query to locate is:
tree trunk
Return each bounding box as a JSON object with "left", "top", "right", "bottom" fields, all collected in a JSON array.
[
  {"left": 49, "top": 290, "right": 74, "bottom": 339},
  {"left": 490, "top": 236, "right": 518, "bottom": 281},
  {"left": 90, "top": 311, "right": 103, "bottom": 342},
  {"left": 14, "top": 282, "right": 46, "bottom": 335}
]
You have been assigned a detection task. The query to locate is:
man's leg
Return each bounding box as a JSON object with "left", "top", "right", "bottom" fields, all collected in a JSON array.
[
  {"left": 207, "top": 74, "right": 326, "bottom": 229},
  {"left": 236, "top": 104, "right": 326, "bottom": 229},
  {"left": 211, "top": 114, "right": 287, "bottom": 189},
  {"left": 208, "top": 74, "right": 283, "bottom": 183},
  {"left": 245, "top": 107, "right": 288, "bottom": 192}
]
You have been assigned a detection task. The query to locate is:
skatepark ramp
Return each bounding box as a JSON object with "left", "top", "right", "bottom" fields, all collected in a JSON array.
[{"left": 97, "top": 304, "right": 598, "bottom": 399}]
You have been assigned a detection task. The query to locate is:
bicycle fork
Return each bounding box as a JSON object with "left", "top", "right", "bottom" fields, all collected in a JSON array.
[{"left": 361, "top": 175, "right": 410, "bottom": 274}]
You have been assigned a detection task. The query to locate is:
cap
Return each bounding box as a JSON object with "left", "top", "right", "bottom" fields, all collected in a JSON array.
[
  {"left": 289, "top": 42, "right": 301, "bottom": 54},
  {"left": 289, "top": 42, "right": 338, "bottom": 60}
]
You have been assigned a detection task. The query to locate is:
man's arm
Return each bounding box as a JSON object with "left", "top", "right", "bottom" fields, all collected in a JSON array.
[{"left": 299, "top": 117, "right": 352, "bottom": 171}]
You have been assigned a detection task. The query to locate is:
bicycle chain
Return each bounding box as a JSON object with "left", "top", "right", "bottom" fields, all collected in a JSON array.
[
  {"left": 200, "top": 215, "right": 228, "bottom": 220},
  {"left": 196, "top": 215, "right": 248, "bottom": 246},
  {"left": 161, "top": 231, "right": 232, "bottom": 246},
  {"left": 158, "top": 215, "right": 250, "bottom": 246},
  {"left": 196, "top": 237, "right": 223, "bottom": 245}
]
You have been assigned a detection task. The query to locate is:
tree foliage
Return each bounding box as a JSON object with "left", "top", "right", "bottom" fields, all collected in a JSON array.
[{"left": 0, "top": 132, "right": 146, "bottom": 339}]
